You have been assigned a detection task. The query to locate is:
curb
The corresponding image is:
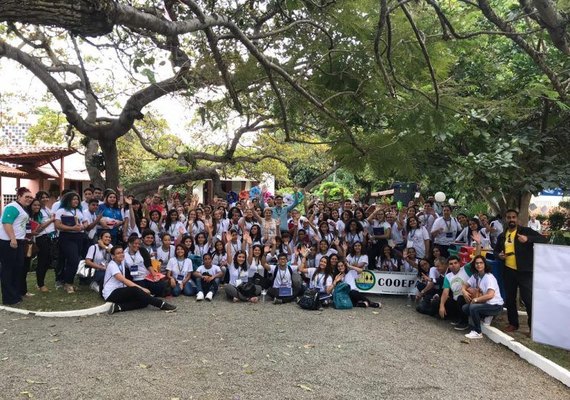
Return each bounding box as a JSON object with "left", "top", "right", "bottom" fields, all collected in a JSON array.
[
  {"left": 481, "top": 324, "right": 570, "bottom": 388},
  {"left": 0, "top": 302, "right": 112, "bottom": 318}
]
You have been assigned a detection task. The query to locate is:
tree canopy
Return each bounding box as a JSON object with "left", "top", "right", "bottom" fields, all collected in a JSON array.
[{"left": 1, "top": 0, "right": 569, "bottom": 219}]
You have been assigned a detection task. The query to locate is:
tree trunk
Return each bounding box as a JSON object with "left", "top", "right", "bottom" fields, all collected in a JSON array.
[
  {"left": 500, "top": 190, "right": 532, "bottom": 225},
  {"left": 84, "top": 138, "right": 105, "bottom": 188},
  {"left": 0, "top": 0, "right": 115, "bottom": 36},
  {"left": 99, "top": 138, "right": 119, "bottom": 190}
]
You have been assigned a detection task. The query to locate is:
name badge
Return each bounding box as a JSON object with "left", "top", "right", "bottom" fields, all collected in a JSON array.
[
  {"left": 177, "top": 274, "right": 185, "bottom": 281},
  {"left": 130, "top": 265, "right": 139, "bottom": 275},
  {"left": 279, "top": 286, "right": 293, "bottom": 297},
  {"left": 446, "top": 232, "right": 453, "bottom": 238}
]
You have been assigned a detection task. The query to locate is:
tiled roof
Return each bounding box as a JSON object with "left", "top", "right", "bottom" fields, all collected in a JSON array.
[
  {"left": 0, "top": 146, "right": 76, "bottom": 167},
  {"left": 0, "top": 164, "right": 29, "bottom": 178}
]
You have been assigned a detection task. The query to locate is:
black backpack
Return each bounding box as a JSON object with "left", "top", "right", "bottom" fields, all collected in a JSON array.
[{"left": 298, "top": 288, "right": 321, "bottom": 310}]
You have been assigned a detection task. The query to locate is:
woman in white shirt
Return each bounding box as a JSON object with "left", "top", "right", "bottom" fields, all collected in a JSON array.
[
  {"left": 0, "top": 187, "right": 34, "bottom": 305},
  {"left": 405, "top": 216, "right": 430, "bottom": 259},
  {"left": 84, "top": 230, "right": 113, "bottom": 292},
  {"left": 332, "top": 260, "right": 380, "bottom": 308},
  {"left": 104, "top": 246, "right": 176, "bottom": 314},
  {"left": 156, "top": 233, "right": 175, "bottom": 273},
  {"left": 461, "top": 255, "right": 504, "bottom": 339},
  {"left": 34, "top": 190, "right": 56, "bottom": 293},
  {"left": 163, "top": 209, "right": 187, "bottom": 244},
  {"left": 298, "top": 255, "right": 334, "bottom": 305},
  {"left": 224, "top": 249, "right": 262, "bottom": 303},
  {"left": 54, "top": 192, "right": 86, "bottom": 294},
  {"left": 166, "top": 244, "right": 196, "bottom": 296},
  {"left": 345, "top": 241, "right": 369, "bottom": 270}
]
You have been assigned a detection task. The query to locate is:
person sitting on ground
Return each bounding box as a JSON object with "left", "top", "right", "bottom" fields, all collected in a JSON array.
[
  {"left": 401, "top": 247, "right": 420, "bottom": 272},
  {"left": 193, "top": 253, "right": 224, "bottom": 301},
  {"left": 268, "top": 253, "right": 303, "bottom": 304},
  {"left": 377, "top": 245, "right": 402, "bottom": 271},
  {"left": 166, "top": 244, "right": 196, "bottom": 297},
  {"left": 461, "top": 255, "right": 504, "bottom": 339},
  {"left": 224, "top": 249, "right": 261, "bottom": 303},
  {"left": 438, "top": 255, "right": 472, "bottom": 331},
  {"left": 298, "top": 254, "right": 334, "bottom": 306},
  {"left": 156, "top": 233, "right": 175, "bottom": 274},
  {"left": 104, "top": 246, "right": 176, "bottom": 314},
  {"left": 332, "top": 260, "right": 380, "bottom": 308}
]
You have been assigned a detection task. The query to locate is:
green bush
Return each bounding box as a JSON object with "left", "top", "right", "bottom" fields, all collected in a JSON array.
[{"left": 549, "top": 211, "right": 567, "bottom": 231}]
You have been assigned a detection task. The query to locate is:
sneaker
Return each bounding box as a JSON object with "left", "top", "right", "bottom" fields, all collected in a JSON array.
[
  {"left": 205, "top": 291, "right": 213, "bottom": 301},
  {"left": 450, "top": 320, "right": 461, "bottom": 326},
  {"left": 108, "top": 303, "right": 120, "bottom": 315},
  {"left": 160, "top": 302, "right": 177, "bottom": 313},
  {"left": 371, "top": 302, "right": 381, "bottom": 309},
  {"left": 196, "top": 291, "right": 204, "bottom": 301},
  {"left": 465, "top": 330, "right": 483, "bottom": 339},
  {"left": 89, "top": 281, "right": 100, "bottom": 293},
  {"left": 454, "top": 323, "right": 470, "bottom": 331},
  {"left": 483, "top": 316, "right": 494, "bottom": 326},
  {"left": 273, "top": 298, "right": 283, "bottom": 305}
]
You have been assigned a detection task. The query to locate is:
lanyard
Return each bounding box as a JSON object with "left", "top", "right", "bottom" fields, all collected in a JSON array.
[
  {"left": 444, "top": 218, "right": 452, "bottom": 232},
  {"left": 278, "top": 267, "right": 289, "bottom": 284},
  {"left": 177, "top": 259, "right": 186, "bottom": 275}
]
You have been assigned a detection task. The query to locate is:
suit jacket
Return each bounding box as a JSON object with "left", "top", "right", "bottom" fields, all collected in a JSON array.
[{"left": 494, "top": 225, "right": 547, "bottom": 272}]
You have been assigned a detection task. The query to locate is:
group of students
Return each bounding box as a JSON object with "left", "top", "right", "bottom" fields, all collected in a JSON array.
[{"left": 0, "top": 186, "right": 534, "bottom": 339}]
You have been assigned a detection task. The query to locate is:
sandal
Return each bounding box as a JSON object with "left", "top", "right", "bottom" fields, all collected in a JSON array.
[
  {"left": 38, "top": 286, "right": 49, "bottom": 293},
  {"left": 249, "top": 297, "right": 259, "bottom": 303},
  {"left": 64, "top": 284, "right": 75, "bottom": 294}
]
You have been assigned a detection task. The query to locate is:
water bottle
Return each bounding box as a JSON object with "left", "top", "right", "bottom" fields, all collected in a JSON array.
[{"left": 261, "top": 289, "right": 267, "bottom": 303}]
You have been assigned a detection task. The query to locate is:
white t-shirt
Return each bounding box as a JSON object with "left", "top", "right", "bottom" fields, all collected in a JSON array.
[
  {"left": 156, "top": 245, "right": 175, "bottom": 270},
  {"left": 342, "top": 269, "right": 359, "bottom": 291},
  {"left": 306, "top": 267, "right": 333, "bottom": 292},
  {"left": 270, "top": 264, "right": 298, "bottom": 288},
  {"left": 164, "top": 221, "right": 187, "bottom": 238},
  {"left": 467, "top": 273, "right": 503, "bottom": 305},
  {"left": 83, "top": 209, "right": 98, "bottom": 239},
  {"left": 431, "top": 217, "right": 462, "bottom": 246},
  {"left": 166, "top": 258, "right": 193, "bottom": 282},
  {"left": 528, "top": 219, "right": 541, "bottom": 232},
  {"left": 315, "top": 248, "right": 337, "bottom": 266},
  {"left": 196, "top": 264, "right": 222, "bottom": 278},
  {"left": 428, "top": 266, "right": 440, "bottom": 283},
  {"left": 402, "top": 257, "right": 420, "bottom": 273},
  {"left": 228, "top": 264, "right": 250, "bottom": 286},
  {"left": 345, "top": 232, "right": 364, "bottom": 246},
  {"left": 102, "top": 260, "right": 126, "bottom": 300},
  {"left": 211, "top": 252, "right": 227, "bottom": 268},
  {"left": 346, "top": 254, "right": 369, "bottom": 269},
  {"left": 85, "top": 244, "right": 112, "bottom": 266},
  {"left": 368, "top": 220, "right": 391, "bottom": 242},
  {"left": 406, "top": 227, "right": 430, "bottom": 258},
  {"left": 444, "top": 266, "right": 472, "bottom": 301},
  {"left": 37, "top": 207, "right": 55, "bottom": 236},
  {"left": 124, "top": 250, "right": 148, "bottom": 281},
  {"left": 55, "top": 208, "right": 86, "bottom": 233},
  {"left": 0, "top": 201, "right": 29, "bottom": 240},
  {"left": 390, "top": 221, "right": 404, "bottom": 245},
  {"left": 194, "top": 243, "right": 211, "bottom": 258}
]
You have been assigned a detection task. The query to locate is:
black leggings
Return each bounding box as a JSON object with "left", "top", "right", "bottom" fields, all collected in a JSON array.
[
  {"left": 106, "top": 287, "right": 163, "bottom": 311},
  {"left": 35, "top": 235, "right": 54, "bottom": 287},
  {"left": 349, "top": 290, "right": 373, "bottom": 306}
]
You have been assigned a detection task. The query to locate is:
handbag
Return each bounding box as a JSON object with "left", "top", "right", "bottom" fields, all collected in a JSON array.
[
  {"left": 76, "top": 260, "right": 94, "bottom": 278},
  {"left": 237, "top": 282, "right": 256, "bottom": 298}
]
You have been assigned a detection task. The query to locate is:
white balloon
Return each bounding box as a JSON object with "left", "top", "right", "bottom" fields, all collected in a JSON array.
[
  {"left": 449, "top": 198, "right": 455, "bottom": 205},
  {"left": 434, "top": 191, "right": 446, "bottom": 202}
]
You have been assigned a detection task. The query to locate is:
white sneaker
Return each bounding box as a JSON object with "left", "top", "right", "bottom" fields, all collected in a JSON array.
[
  {"left": 465, "top": 330, "right": 483, "bottom": 339},
  {"left": 205, "top": 291, "right": 213, "bottom": 301},
  {"left": 196, "top": 291, "right": 204, "bottom": 301},
  {"left": 483, "top": 316, "right": 494, "bottom": 326},
  {"left": 89, "top": 281, "right": 100, "bottom": 293}
]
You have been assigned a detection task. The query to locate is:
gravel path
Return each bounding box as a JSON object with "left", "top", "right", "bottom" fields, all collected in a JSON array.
[{"left": 0, "top": 295, "right": 568, "bottom": 400}]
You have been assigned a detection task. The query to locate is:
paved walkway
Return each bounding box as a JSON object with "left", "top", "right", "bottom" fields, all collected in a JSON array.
[{"left": 0, "top": 296, "right": 568, "bottom": 399}]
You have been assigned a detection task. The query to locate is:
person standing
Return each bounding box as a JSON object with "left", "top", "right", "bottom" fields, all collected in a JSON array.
[
  {"left": 527, "top": 215, "right": 541, "bottom": 233},
  {"left": 0, "top": 188, "right": 34, "bottom": 305},
  {"left": 430, "top": 205, "right": 461, "bottom": 257},
  {"left": 494, "top": 209, "right": 547, "bottom": 332}
]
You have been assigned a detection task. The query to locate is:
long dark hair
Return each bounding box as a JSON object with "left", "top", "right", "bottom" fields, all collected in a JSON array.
[
  {"left": 233, "top": 250, "right": 248, "bottom": 272},
  {"left": 60, "top": 191, "right": 81, "bottom": 211},
  {"left": 27, "top": 199, "right": 42, "bottom": 221},
  {"left": 312, "top": 255, "right": 333, "bottom": 286},
  {"left": 345, "top": 218, "right": 363, "bottom": 234},
  {"left": 164, "top": 209, "right": 179, "bottom": 232}
]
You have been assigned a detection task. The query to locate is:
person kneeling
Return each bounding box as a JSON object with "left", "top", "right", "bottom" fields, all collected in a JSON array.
[
  {"left": 461, "top": 255, "right": 504, "bottom": 339},
  {"left": 103, "top": 246, "right": 176, "bottom": 314}
]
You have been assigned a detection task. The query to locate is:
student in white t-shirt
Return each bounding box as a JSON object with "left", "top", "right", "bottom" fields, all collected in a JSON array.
[
  {"left": 224, "top": 249, "right": 262, "bottom": 303},
  {"left": 166, "top": 244, "right": 196, "bottom": 296},
  {"left": 405, "top": 216, "right": 430, "bottom": 259},
  {"left": 461, "top": 255, "right": 504, "bottom": 339},
  {"left": 193, "top": 253, "right": 224, "bottom": 301},
  {"left": 332, "top": 260, "right": 380, "bottom": 308},
  {"left": 298, "top": 255, "right": 334, "bottom": 305},
  {"left": 345, "top": 241, "right": 369, "bottom": 270},
  {"left": 156, "top": 233, "right": 175, "bottom": 273},
  {"left": 267, "top": 253, "right": 302, "bottom": 304},
  {"left": 430, "top": 205, "right": 461, "bottom": 256},
  {"left": 84, "top": 230, "right": 113, "bottom": 293},
  {"left": 104, "top": 246, "right": 176, "bottom": 314}
]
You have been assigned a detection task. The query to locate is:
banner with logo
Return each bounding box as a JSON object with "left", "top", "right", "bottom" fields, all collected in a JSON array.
[
  {"left": 355, "top": 270, "right": 418, "bottom": 295},
  {"left": 532, "top": 244, "right": 570, "bottom": 350}
]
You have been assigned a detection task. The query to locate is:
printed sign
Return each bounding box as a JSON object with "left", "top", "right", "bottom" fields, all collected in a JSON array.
[{"left": 356, "top": 271, "right": 417, "bottom": 295}]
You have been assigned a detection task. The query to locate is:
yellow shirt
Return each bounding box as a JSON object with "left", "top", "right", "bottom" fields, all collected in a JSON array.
[{"left": 504, "top": 230, "right": 517, "bottom": 270}]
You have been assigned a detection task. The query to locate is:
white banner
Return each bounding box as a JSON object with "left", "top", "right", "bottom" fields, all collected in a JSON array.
[
  {"left": 355, "top": 271, "right": 417, "bottom": 295},
  {"left": 533, "top": 244, "right": 570, "bottom": 350}
]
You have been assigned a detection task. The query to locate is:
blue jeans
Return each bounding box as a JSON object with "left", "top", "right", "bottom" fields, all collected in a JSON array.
[
  {"left": 462, "top": 302, "right": 503, "bottom": 333},
  {"left": 172, "top": 281, "right": 198, "bottom": 297}
]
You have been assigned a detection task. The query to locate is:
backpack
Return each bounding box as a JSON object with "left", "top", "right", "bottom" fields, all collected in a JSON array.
[
  {"left": 298, "top": 288, "right": 321, "bottom": 310},
  {"left": 332, "top": 282, "right": 353, "bottom": 310},
  {"left": 237, "top": 282, "right": 256, "bottom": 298}
]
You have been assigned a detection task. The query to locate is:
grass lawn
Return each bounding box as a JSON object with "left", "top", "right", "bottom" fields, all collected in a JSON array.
[
  {"left": 11, "top": 271, "right": 105, "bottom": 312},
  {"left": 492, "top": 312, "right": 570, "bottom": 370}
]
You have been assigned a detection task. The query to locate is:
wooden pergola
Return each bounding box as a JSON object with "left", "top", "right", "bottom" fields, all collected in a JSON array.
[{"left": 0, "top": 146, "right": 76, "bottom": 210}]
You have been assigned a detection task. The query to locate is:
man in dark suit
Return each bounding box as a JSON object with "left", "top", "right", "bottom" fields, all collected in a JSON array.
[{"left": 494, "top": 209, "right": 547, "bottom": 332}]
